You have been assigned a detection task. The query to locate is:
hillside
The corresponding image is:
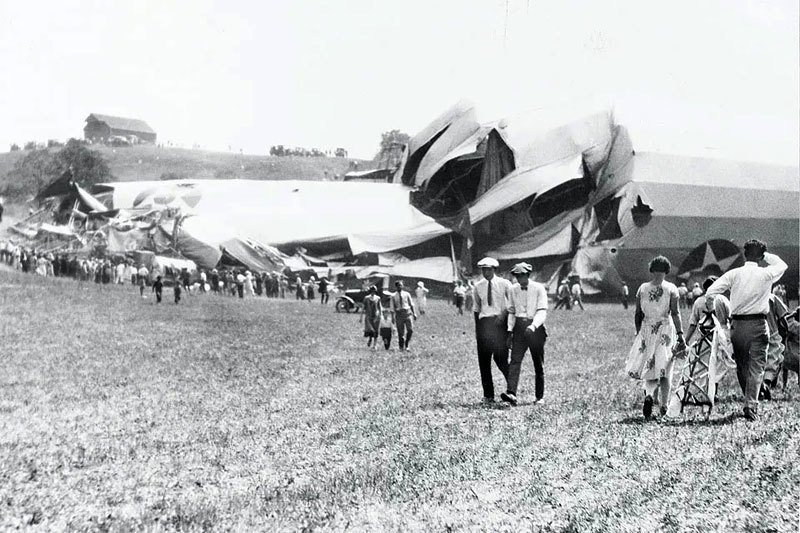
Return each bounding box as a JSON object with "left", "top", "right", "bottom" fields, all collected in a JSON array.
[{"left": 0, "top": 144, "right": 376, "bottom": 187}]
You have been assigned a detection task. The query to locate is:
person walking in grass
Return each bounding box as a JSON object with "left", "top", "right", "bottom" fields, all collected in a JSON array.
[
  {"left": 624, "top": 256, "right": 685, "bottom": 419},
  {"left": 554, "top": 280, "right": 571, "bottom": 310},
  {"left": 391, "top": 280, "right": 417, "bottom": 352},
  {"left": 379, "top": 308, "right": 394, "bottom": 350},
  {"left": 621, "top": 283, "right": 630, "bottom": 309},
  {"left": 571, "top": 278, "right": 585, "bottom": 310},
  {"left": 501, "top": 262, "right": 548, "bottom": 407},
  {"left": 705, "top": 240, "right": 787, "bottom": 421},
  {"left": 453, "top": 280, "right": 467, "bottom": 315},
  {"left": 173, "top": 276, "right": 182, "bottom": 304},
  {"left": 319, "top": 277, "right": 330, "bottom": 305},
  {"left": 137, "top": 264, "right": 149, "bottom": 297},
  {"left": 761, "top": 292, "right": 789, "bottom": 400},
  {"left": 464, "top": 280, "right": 475, "bottom": 312},
  {"left": 362, "top": 285, "right": 382, "bottom": 349},
  {"left": 236, "top": 271, "right": 245, "bottom": 299},
  {"left": 473, "top": 257, "right": 512, "bottom": 404},
  {"left": 415, "top": 281, "right": 429, "bottom": 315},
  {"left": 152, "top": 275, "right": 164, "bottom": 303}
]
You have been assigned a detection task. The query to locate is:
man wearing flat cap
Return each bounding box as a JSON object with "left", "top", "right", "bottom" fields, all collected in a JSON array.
[
  {"left": 473, "top": 257, "right": 512, "bottom": 403},
  {"left": 501, "top": 262, "right": 548, "bottom": 406}
]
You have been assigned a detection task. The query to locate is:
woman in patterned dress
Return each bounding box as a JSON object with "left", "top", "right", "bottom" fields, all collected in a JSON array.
[
  {"left": 362, "top": 285, "right": 382, "bottom": 349},
  {"left": 625, "top": 256, "right": 686, "bottom": 418}
]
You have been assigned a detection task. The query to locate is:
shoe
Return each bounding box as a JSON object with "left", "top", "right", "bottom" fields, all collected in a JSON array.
[
  {"left": 500, "top": 392, "right": 518, "bottom": 406},
  {"left": 659, "top": 405, "right": 667, "bottom": 417},
  {"left": 482, "top": 397, "right": 495, "bottom": 405},
  {"left": 759, "top": 385, "right": 772, "bottom": 401},
  {"left": 643, "top": 395, "right": 654, "bottom": 419},
  {"left": 534, "top": 397, "right": 545, "bottom": 405},
  {"left": 743, "top": 407, "right": 759, "bottom": 422}
]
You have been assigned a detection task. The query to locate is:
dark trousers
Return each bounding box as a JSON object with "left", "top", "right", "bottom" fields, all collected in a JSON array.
[
  {"left": 396, "top": 309, "right": 413, "bottom": 349},
  {"left": 622, "top": 296, "right": 629, "bottom": 309},
  {"left": 320, "top": 291, "right": 329, "bottom": 304},
  {"left": 380, "top": 327, "right": 392, "bottom": 350},
  {"left": 476, "top": 316, "right": 509, "bottom": 399},
  {"left": 506, "top": 319, "right": 546, "bottom": 398},
  {"left": 155, "top": 291, "right": 162, "bottom": 303},
  {"left": 731, "top": 318, "right": 769, "bottom": 411}
]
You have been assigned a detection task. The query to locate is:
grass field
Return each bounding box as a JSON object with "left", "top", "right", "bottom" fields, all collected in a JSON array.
[
  {"left": 1, "top": 269, "right": 798, "bottom": 531},
  {"left": 0, "top": 144, "right": 374, "bottom": 187}
]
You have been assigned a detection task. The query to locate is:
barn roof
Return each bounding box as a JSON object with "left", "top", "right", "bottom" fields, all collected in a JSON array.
[{"left": 85, "top": 113, "right": 156, "bottom": 135}]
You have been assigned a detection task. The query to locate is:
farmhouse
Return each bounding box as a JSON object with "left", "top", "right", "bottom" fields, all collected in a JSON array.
[{"left": 83, "top": 113, "right": 157, "bottom": 144}]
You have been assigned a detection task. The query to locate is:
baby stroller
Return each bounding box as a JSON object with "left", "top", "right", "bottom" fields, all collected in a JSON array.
[{"left": 668, "top": 311, "right": 728, "bottom": 419}]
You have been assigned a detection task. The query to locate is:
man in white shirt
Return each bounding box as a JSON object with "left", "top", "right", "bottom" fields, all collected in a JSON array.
[
  {"left": 473, "top": 257, "right": 512, "bottom": 403},
  {"left": 705, "top": 239, "right": 787, "bottom": 421},
  {"left": 501, "top": 263, "right": 548, "bottom": 406},
  {"left": 390, "top": 280, "right": 417, "bottom": 351}
]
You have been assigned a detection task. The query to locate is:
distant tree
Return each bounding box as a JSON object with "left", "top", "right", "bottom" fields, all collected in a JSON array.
[
  {"left": 160, "top": 171, "right": 190, "bottom": 181},
  {"left": 9, "top": 143, "right": 20, "bottom": 152},
  {"left": 2, "top": 149, "right": 59, "bottom": 198},
  {"left": 47, "top": 139, "right": 64, "bottom": 149},
  {"left": 54, "top": 139, "right": 113, "bottom": 190},
  {"left": 23, "top": 141, "right": 37, "bottom": 151},
  {"left": 375, "top": 130, "right": 409, "bottom": 164}
]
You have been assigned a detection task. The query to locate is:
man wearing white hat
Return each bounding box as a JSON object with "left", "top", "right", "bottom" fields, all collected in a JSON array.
[
  {"left": 501, "top": 262, "right": 548, "bottom": 406},
  {"left": 473, "top": 257, "right": 512, "bottom": 403}
]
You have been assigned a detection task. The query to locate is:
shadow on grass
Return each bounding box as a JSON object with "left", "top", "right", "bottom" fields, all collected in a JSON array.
[{"left": 618, "top": 411, "right": 742, "bottom": 426}]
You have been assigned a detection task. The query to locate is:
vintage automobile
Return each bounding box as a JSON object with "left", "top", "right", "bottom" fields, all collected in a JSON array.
[{"left": 335, "top": 287, "right": 391, "bottom": 313}]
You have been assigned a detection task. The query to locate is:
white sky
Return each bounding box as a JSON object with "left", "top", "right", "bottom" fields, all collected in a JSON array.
[{"left": 0, "top": 0, "right": 797, "bottom": 163}]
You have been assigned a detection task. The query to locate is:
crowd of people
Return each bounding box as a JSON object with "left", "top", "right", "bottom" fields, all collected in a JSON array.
[
  {"left": 3, "top": 236, "right": 797, "bottom": 424},
  {"left": 0, "top": 243, "right": 139, "bottom": 284},
  {"left": 624, "top": 239, "right": 797, "bottom": 422}
]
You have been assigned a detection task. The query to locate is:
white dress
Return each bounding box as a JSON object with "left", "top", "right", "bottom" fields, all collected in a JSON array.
[{"left": 625, "top": 281, "right": 679, "bottom": 381}]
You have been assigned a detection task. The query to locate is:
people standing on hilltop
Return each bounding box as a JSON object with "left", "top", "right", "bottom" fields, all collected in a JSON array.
[
  {"left": 472, "top": 257, "right": 512, "bottom": 404},
  {"left": 624, "top": 256, "right": 685, "bottom": 419},
  {"left": 705, "top": 240, "right": 787, "bottom": 421}
]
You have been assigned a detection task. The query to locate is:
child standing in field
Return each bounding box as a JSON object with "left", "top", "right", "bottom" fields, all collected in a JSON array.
[
  {"left": 152, "top": 275, "right": 164, "bottom": 304},
  {"left": 379, "top": 308, "right": 394, "bottom": 350},
  {"left": 173, "top": 277, "right": 182, "bottom": 304},
  {"left": 362, "top": 285, "right": 382, "bottom": 349}
]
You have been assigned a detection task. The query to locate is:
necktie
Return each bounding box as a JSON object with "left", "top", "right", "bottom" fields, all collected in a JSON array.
[{"left": 487, "top": 280, "right": 493, "bottom": 306}]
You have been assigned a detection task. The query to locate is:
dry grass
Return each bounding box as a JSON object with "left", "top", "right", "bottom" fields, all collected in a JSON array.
[
  {"left": 0, "top": 268, "right": 797, "bottom": 531},
  {"left": 0, "top": 144, "right": 372, "bottom": 187}
]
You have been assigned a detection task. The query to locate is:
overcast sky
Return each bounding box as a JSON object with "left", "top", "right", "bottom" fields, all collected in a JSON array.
[{"left": 0, "top": 0, "right": 797, "bottom": 163}]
